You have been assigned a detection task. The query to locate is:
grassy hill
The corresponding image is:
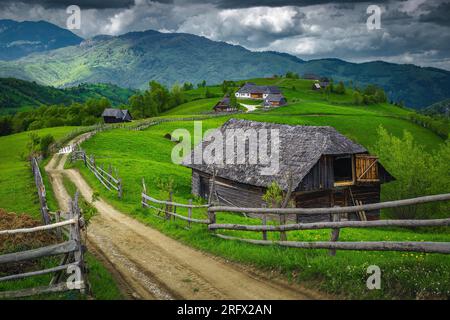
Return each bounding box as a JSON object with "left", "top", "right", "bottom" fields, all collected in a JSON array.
[
  {"left": 0, "top": 27, "right": 449, "bottom": 109},
  {"left": 0, "top": 78, "right": 137, "bottom": 114},
  {"left": 422, "top": 98, "right": 450, "bottom": 118},
  {"left": 64, "top": 78, "right": 449, "bottom": 299}
]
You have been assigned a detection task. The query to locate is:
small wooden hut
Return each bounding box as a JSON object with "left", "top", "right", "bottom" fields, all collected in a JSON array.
[{"left": 182, "top": 119, "right": 394, "bottom": 222}]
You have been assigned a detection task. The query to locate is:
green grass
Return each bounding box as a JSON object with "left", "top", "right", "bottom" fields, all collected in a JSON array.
[
  {"left": 0, "top": 126, "right": 122, "bottom": 300},
  {"left": 0, "top": 127, "right": 75, "bottom": 217},
  {"left": 72, "top": 115, "right": 449, "bottom": 299},
  {"left": 164, "top": 98, "right": 219, "bottom": 116}
]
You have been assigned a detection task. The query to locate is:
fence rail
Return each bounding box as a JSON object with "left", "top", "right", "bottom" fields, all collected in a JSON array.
[
  {"left": 0, "top": 194, "right": 88, "bottom": 299},
  {"left": 141, "top": 179, "right": 210, "bottom": 227},
  {"left": 71, "top": 149, "right": 123, "bottom": 198},
  {"left": 140, "top": 182, "right": 450, "bottom": 255},
  {"left": 31, "top": 157, "right": 50, "bottom": 225}
]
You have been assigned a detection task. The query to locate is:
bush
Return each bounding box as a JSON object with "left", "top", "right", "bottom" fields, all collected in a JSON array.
[
  {"left": 39, "top": 134, "right": 55, "bottom": 158},
  {"left": 374, "top": 126, "right": 450, "bottom": 219}
]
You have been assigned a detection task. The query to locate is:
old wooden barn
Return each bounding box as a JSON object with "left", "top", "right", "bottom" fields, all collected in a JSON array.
[{"left": 182, "top": 119, "right": 394, "bottom": 222}]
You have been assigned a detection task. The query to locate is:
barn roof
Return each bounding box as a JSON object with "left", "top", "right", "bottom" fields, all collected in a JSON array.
[
  {"left": 101, "top": 108, "right": 131, "bottom": 120},
  {"left": 264, "top": 94, "right": 286, "bottom": 102},
  {"left": 237, "top": 83, "right": 282, "bottom": 95},
  {"left": 182, "top": 119, "right": 367, "bottom": 191}
]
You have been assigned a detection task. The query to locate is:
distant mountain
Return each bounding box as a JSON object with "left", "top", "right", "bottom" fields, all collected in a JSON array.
[
  {"left": 421, "top": 99, "right": 450, "bottom": 118},
  {"left": 0, "top": 19, "right": 83, "bottom": 60},
  {"left": 0, "top": 77, "right": 136, "bottom": 113},
  {"left": 0, "top": 26, "right": 449, "bottom": 109}
]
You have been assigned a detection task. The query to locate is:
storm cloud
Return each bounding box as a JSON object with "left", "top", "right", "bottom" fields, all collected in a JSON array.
[{"left": 0, "top": 0, "right": 449, "bottom": 70}]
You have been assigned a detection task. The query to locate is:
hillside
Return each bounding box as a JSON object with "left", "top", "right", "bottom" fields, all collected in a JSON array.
[
  {"left": 422, "top": 98, "right": 450, "bottom": 118},
  {"left": 0, "top": 27, "right": 449, "bottom": 109},
  {"left": 0, "top": 19, "right": 83, "bottom": 60},
  {"left": 0, "top": 78, "right": 137, "bottom": 114},
  {"left": 69, "top": 78, "right": 449, "bottom": 299}
]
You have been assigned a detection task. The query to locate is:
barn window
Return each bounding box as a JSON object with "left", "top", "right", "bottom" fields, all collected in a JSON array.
[{"left": 333, "top": 155, "right": 354, "bottom": 186}]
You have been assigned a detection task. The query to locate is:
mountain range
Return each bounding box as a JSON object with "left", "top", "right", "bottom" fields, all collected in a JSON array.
[
  {"left": 0, "top": 19, "right": 449, "bottom": 110},
  {"left": 0, "top": 19, "right": 82, "bottom": 60}
]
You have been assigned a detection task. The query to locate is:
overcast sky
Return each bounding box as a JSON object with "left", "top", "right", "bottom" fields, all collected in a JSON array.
[{"left": 1, "top": 0, "right": 449, "bottom": 70}]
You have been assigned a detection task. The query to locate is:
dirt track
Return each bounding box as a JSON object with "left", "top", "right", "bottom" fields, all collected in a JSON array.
[{"left": 45, "top": 134, "right": 321, "bottom": 300}]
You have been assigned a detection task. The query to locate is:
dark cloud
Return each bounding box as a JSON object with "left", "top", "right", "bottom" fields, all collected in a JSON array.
[
  {"left": 419, "top": 1, "right": 450, "bottom": 26},
  {"left": 0, "top": 0, "right": 135, "bottom": 9}
]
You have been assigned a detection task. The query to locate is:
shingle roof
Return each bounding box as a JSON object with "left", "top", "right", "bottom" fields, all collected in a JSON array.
[
  {"left": 101, "top": 108, "right": 132, "bottom": 120},
  {"left": 182, "top": 119, "right": 366, "bottom": 191},
  {"left": 264, "top": 94, "right": 285, "bottom": 102},
  {"left": 237, "top": 83, "right": 282, "bottom": 95}
]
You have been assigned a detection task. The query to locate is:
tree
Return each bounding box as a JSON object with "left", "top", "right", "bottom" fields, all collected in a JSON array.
[
  {"left": 353, "top": 91, "right": 363, "bottom": 105},
  {"left": 334, "top": 81, "right": 346, "bottom": 94},
  {"left": 39, "top": 134, "right": 55, "bottom": 158},
  {"left": 183, "top": 82, "right": 194, "bottom": 91},
  {"left": 0, "top": 116, "right": 13, "bottom": 136}
]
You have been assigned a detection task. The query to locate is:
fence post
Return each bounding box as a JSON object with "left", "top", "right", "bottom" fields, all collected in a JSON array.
[
  {"left": 55, "top": 211, "right": 62, "bottom": 240},
  {"left": 70, "top": 192, "right": 88, "bottom": 294},
  {"left": 142, "top": 177, "right": 147, "bottom": 208},
  {"left": 187, "top": 199, "right": 192, "bottom": 229},
  {"left": 118, "top": 178, "right": 123, "bottom": 199},
  {"left": 207, "top": 170, "right": 217, "bottom": 229},
  {"left": 166, "top": 192, "right": 173, "bottom": 221},
  {"left": 329, "top": 212, "right": 341, "bottom": 256},
  {"left": 261, "top": 203, "right": 267, "bottom": 241}
]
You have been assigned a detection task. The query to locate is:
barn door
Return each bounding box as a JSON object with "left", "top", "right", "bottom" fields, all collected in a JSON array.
[{"left": 355, "top": 155, "right": 379, "bottom": 182}]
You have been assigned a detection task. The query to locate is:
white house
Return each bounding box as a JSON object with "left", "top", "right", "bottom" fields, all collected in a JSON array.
[{"left": 235, "top": 83, "right": 282, "bottom": 100}]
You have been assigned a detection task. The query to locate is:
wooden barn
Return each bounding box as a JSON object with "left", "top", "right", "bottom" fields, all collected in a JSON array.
[
  {"left": 102, "top": 108, "right": 132, "bottom": 123},
  {"left": 213, "top": 95, "right": 237, "bottom": 112},
  {"left": 182, "top": 119, "right": 394, "bottom": 222}
]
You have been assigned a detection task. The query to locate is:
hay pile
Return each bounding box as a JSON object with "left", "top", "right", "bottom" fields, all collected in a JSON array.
[{"left": 0, "top": 209, "right": 57, "bottom": 274}]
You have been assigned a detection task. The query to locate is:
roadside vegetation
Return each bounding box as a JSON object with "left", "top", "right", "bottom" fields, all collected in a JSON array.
[{"left": 0, "top": 127, "right": 122, "bottom": 300}]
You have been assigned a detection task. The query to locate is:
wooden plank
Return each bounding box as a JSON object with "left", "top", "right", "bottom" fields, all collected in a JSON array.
[
  {"left": 208, "top": 217, "right": 450, "bottom": 231},
  {"left": 142, "top": 202, "right": 209, "bottom": 224},
  {"left": 0, "top": 262, "right": 78, "bottom": 282},
  {"left": 0, "top": 219, "right": 76, "bottom": 236},
  {"left": 209, "top": 193, "right": 450, "bottom": 214},
  {"left": 0, "top": 282, "right": 70, "bottom": 299},
  {"left": 0, "top": 240, "right": 78, "bottom": 264},
  {"left": 142, "top": 193, "right": 209, "bottom": 208},
  {"left": 214, "top": 234, "right": 450, "bottom": 254}
]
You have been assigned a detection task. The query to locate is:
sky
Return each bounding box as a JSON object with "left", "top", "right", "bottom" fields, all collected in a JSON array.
[{"left": 1, "top": 0, "right": 449, "bottom": 70}]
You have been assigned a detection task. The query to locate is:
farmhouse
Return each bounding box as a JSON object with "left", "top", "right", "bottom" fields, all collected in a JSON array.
[
  {"left": 182, "top": 119, "right": 394, "bottom": 222},
  {"left": 263, "top": 94, "right": 287, "bottom": 107},
  {"left": 235, "top": 83, "right": 282, "bottom": 100},
  {"left": 213, "top": 95, "right": 237, "bottom": 112},
  {"left": 102, "top": 108, "right": 132, "bottom": 123}
]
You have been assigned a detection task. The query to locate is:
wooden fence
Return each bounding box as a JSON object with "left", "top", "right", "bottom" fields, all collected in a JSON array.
[
  {"left": 141, "top": 179, "right": 210, "bottom": 228},
  {"left": 0, "top": 194, "right": 88, "bottom": 299},
  {"left": 31, "top": 157, "right": 51, "bottom": 225},
  {"left": 140, "top": 183, "right": 450, "bottom": 255},
  {"left": 71, "top": 149, "right": 123, "bottom": 198}
]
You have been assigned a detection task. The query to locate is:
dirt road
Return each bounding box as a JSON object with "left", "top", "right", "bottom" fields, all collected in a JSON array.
[{"left": 45, "top": 135, "right": 321, "bottom": 300}]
